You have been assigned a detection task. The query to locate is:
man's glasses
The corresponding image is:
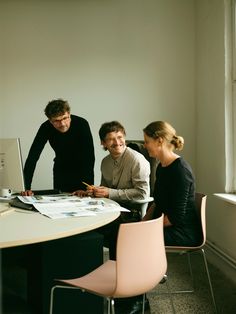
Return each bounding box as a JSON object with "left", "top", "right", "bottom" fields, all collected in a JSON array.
[{"left": 50, "top": 114, "right": 70, "bottom": 125}]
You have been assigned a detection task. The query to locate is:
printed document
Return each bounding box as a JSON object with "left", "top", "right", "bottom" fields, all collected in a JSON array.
[{"left": 16, "top": 195, "right": 129, "bottom": 219}]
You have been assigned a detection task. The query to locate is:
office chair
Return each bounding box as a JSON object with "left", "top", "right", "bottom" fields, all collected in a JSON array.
[
  {"left": 49, "top": 215, "right": 172, "bottom": 314},
  {"left": 165, "top": 193, "right": 218, "bottom": 313},
  {"left": 126, "top": 140, "right": 157, "bottom": 217}
]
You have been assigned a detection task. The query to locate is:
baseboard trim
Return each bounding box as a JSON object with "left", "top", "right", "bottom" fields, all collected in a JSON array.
[{"left": 206, "top": 240, "right": 236, "bottom": 285}]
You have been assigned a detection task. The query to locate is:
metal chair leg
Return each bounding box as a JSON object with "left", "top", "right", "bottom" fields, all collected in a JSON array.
[
  {"left": 162, "top": 252, "right": 194, "bottom": 294},
  {"left": 49, "top": 285, "right": 87, "bottom": 314},
  {"left": 201, "top": 248, "right": 217, "bottom": 313},
  {"left": 167, "top": 251, "right": 217, "bottom": 313},
  {"left": 106, "top": 297, "right": 110, "bottom": 314},
  {"left": 49, "top": 285, "right": 57, "bottom": 314},
  {"left": 142, "top": 294, "right": 145, "bottom": 314},
  {"left": 111, "top": 298, "right": 115, "bottom": 314},
  {"left": 170, "top": 252, "right": 194, "bottom": 293},
  {"left": 186, "top": 252, "right": 194, "bottom": 292},
  {"left": 162, "top": 274, "right": 176, "bottom": 314}
]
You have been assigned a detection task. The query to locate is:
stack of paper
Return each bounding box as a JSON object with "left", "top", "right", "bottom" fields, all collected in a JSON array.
[{"left": 16, "top": 195, "right": 128, "bottom": 219}]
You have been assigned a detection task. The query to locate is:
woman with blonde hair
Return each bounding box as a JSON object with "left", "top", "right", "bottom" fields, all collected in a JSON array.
[
  {"left": 116, "top": 121, "right": 203, "bottom": 314},
  {"left": 143, "top": 121, "right": 202, "bottom": 246}
]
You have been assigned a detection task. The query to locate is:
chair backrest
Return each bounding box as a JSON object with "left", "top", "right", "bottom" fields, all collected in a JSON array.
[
  {"left": 195, "top": 192, "right": 207, "bottom": 246},
  {"left": 165, "top": 192, "right": 207, "bottom": 251},
  {"left": 126, "top": 140, "right": 158, "bottom": 196},
  {"left": 114, "top": 215, "right": 167, "bottom": 297}
]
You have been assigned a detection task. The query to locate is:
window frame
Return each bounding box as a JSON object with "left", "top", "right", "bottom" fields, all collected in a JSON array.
[{"left": 225, "top": 0, "right": 236, "bottom": 193}]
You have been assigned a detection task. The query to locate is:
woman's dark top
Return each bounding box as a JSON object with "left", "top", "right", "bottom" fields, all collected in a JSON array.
[
  {"left": 23, "top": 115, "right": 95, "bottom": 192},
  {"left": 153, "top": 157, "right": 203, "bottom": 246}
]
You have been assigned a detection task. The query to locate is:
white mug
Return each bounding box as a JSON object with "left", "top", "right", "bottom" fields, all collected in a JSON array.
[{"left": 0, "top": 188, "right": 12, "bottom": 197}]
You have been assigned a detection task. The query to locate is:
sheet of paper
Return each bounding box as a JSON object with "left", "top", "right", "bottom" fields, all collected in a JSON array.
[
  {"left": 17, "top": 195, "right": 90, "bottom": 204},
  {"left": 33, "top": 202, "right": 97, "bottom": 219},
  {"left": 16, "top": 195, "right": 129, "bottom": 219}
]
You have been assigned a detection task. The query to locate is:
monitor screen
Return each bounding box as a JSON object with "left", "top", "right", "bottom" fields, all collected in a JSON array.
[{"left": 0, "top": 138, "right": 25, "bottom": 192}]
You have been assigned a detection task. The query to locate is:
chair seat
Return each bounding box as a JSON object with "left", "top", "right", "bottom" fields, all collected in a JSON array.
[{"left": 58, "top": 260, "right": 117, "bottom": 297}]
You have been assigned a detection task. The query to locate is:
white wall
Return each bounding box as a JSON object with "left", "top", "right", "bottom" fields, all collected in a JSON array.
[{"left": 0, "top": 0, "right": 196, "bottom": 188}]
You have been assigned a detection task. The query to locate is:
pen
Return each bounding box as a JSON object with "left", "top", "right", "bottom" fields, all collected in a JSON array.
[{"left": 82, "top": 181, "right": 93, "bottom": 189}]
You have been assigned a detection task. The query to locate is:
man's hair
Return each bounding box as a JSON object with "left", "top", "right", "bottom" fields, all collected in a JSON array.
[
  {"left": 99, "top": 121, "right": 126, "bottom": 141},
  {"left": 44, "top": 99, "right": 71, "bottom": 119}
]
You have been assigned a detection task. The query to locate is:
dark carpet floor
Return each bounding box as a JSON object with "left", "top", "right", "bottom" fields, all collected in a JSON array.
[{"left": 2, "top": 251, "right": 236, "bottom": 313}]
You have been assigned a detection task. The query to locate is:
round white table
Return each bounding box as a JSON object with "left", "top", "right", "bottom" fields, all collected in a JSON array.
[
  {"left": 0, "top": 199, "right": 120, "bottom": 313},
  {"left": 0, "top": 200, "right": 120, "bottom": 248}
]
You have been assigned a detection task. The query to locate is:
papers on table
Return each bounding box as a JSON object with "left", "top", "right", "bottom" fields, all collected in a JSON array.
[{"left": 16, "top": 195, "right": 129, "bottom": 219}]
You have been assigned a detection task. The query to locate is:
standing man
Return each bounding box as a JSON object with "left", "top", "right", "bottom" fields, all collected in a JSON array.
[{"left": 23, "top": 98, "right": 95, "bottom": 194}]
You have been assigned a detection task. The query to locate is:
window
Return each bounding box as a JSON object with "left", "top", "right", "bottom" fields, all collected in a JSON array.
[{"left": 225, "top": 0, "right": 236, "bottom": 192}]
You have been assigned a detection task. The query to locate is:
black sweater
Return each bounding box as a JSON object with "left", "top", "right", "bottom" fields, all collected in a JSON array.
[
  {"left": 24, "top": 115, "right": 95, "bottom": 192},
  {"left": 153, "top": 157, "right": 202, "bottom": 246}
]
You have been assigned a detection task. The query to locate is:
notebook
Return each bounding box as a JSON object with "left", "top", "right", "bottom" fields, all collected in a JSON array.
[
  {"left": 9, "top": 197, "right": 35, "bottom": 211},
  {"left": 9, "top": 189, "right": 61, "bottom": 211}
]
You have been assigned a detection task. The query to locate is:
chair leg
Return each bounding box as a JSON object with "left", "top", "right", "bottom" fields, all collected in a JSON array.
[
  {"left": 167, "top": 252, "right": 194, "bottom": 294},
  {"left": 201, "top": 248, "right": 218, "bottom": 313},
  {"left": 111, "top": 298, "right": 115, "bottom": 314},
  {"left": 49, "top": 285, "right": 57, "bottom": 314},
  {"left": 173, "top": 252, "right": 194, "bottom": 293},
  {"left": 107, "top": 297, "right": 114, "bottom": 314},
  {"left": 154, "top": 251, "right": 217, "bottom": 313},
  {"left": 187, "top": 252, "right": 194, "bottom": 292},
  {"left": 162, "top": 274, "right": 176, "bottom": 314},
  {"left": 142, "top": 294, "right": 145, "bottom": 314},
  {"left": 49, "top": 284, "right": 86, "bottom": 314},
  {"left": 50, "top": 285, "right": 72, "bottom": 314},
  {"left": 107, "top": 297, "right": 111, "bottom": 314},
  {"left": 148, "top": 275, "right": 176, "bottom": 314},
  {"left": 157, "top": 251, "right": 200, "bottom": 294},
  {"left": 168, "top": 250, "right": 217, "bottom": 312}
]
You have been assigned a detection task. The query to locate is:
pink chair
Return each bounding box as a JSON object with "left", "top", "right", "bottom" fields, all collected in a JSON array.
[
  {"left": 165, "top": 193, "right": 217, "bottom": 313},
  {"left": 49, "top": 215, "right": 168, "bottom": 314}
]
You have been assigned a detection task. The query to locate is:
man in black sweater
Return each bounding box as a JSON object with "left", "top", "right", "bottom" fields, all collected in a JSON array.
[{"left": 23, "top": 98, "right": 95, "bottom": 194}]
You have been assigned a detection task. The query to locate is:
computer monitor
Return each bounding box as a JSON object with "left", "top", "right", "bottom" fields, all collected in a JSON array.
[{"left": 0, "top": 138, "right": 25, "bottom": 193}]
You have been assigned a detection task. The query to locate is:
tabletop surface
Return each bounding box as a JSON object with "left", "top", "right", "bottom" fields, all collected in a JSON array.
[{"left": 0, "top": 199, "right": 120, "bottom": 249}]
